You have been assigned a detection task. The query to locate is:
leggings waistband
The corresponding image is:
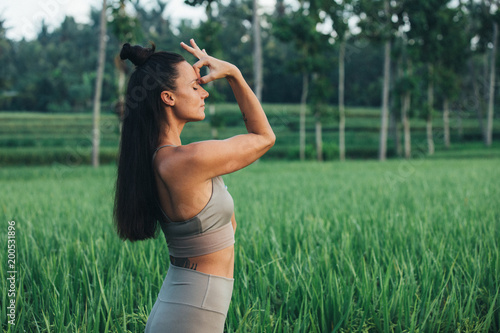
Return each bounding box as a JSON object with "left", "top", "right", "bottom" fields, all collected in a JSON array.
[{"left": 158, "top": 265, "right": 234, "bottom": 316}]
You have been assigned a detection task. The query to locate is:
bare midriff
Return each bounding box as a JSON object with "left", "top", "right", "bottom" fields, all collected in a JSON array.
[{"left": 170, "top": 245, "right": 235, "bottom": 278}]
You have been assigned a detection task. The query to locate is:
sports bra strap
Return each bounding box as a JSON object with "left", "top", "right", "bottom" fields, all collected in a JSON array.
[
  {"left": 152, "top": 144, "right": 178, "bottom": 223},
  {"left": 152, "top": 144, "right": 177, "bottom": 163}
]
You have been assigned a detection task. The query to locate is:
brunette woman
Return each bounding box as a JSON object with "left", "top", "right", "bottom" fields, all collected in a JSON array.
[{"left": 114, "top": 39, "right": 275, "bottom": 332}]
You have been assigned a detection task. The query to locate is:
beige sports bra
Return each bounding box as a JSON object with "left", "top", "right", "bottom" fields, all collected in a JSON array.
[{"left": 152, "top": 145, "right": 235, "bottom": 258}]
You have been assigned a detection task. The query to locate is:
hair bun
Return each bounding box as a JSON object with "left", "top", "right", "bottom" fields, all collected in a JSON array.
[{"left": 120, "top": 42, "right": 156, "bottom": 66}]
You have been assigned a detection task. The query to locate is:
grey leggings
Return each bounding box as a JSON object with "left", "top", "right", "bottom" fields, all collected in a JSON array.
[{"left": 145, "top": 265, "right": 234, "bottom": 333}]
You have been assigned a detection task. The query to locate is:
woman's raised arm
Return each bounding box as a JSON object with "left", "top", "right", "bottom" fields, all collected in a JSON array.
[{"left": 161, "top": 39, "right": 275, "bottom": 180}]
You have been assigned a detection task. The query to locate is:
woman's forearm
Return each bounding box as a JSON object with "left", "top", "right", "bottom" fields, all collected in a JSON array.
[
  {"left": 182, "top": 39, "right": 274, "bottom": 143},
  {"left": 226, "top": 68, "right": 275, "bottom": 142}
]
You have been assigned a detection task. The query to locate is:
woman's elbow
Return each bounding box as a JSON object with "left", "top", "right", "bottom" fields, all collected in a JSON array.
[{"left": 266, "top": 132, "right": 276, "bottom": 148}]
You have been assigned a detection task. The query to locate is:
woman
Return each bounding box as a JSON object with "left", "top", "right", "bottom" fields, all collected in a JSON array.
[{"left": 114, "top": 39, "right": 275, "bottom": 332}]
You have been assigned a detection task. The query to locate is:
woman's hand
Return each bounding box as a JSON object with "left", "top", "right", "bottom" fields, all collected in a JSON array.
[{"left": 180, "top": 39, "right": 239, "bottom": 84}]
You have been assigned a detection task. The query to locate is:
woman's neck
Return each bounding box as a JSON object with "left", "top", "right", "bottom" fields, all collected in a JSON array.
[{"left": 159, "top": 121, "right": 184, "bottom": 146}]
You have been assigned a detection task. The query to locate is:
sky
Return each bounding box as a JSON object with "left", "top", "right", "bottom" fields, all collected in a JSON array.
[{"left": 0, "top": 0, "right": 212, "bottom": 41}]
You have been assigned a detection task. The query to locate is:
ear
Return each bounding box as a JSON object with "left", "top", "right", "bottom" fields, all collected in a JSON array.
[{"left": 160, "top": 91, "right": 175, "bottom": 106}]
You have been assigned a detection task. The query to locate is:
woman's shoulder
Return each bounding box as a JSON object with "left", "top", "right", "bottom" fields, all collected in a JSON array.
[{"left": 154, "top": 144, "right": 214, "bottom": 187}]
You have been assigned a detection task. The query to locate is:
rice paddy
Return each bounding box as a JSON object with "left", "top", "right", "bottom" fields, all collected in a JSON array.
[{"left": 1, "top": 158, "right": 499, "bottom": 332}]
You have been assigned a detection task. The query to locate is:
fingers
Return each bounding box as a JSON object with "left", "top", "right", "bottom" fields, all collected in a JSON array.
[
  {"left": 192, "top": 58, "right": 210, "bottom": 73},
  {"left": 192, "top": 58, "right": 213, "bottom": 84},
  {"left": 180, "top": 39, "right": 206, "bottom": 60},
  {"left": 180, "top": 41, "right": 196, "bottom": 57},
  {"left": 190, "top": 39, "right": 201, "bottom": 51},
  {"left": 180, "top": 39, "right": 218, "bottom": 84},
  {"left": 198, "top": 73, "right": 215, "bottom": 85}
]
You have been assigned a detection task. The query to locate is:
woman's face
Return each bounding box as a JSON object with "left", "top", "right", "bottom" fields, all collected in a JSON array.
[{"left": 169, "top": 61, "right": 209, "bottom": 122}]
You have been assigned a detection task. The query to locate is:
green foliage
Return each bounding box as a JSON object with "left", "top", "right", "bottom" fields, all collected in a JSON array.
[
  {"left": 1, "top": 159, "right": 499, "bottom": 331},
  {"left": 208, "top": 112, "right": 226, "bottom": 129},
  {"left": 435, "top": 66, "right": 461, "bottom": 101},
  {"left": 272, "top": 1, "right": 330, "bottom": 73},
  {"left": 355, "top": 0, "right": 404, "bottom": 42},
  {"left": 469, "top": 0, "right": 500, "bottom": 54},
  {"left": 320, "top": 0, "right": 352, "bottom": 41},
  {"left": 309, "top": 73, "right": 335, "bottom": 118},
  {"left": 0, "top": 19, "right": 15, "bottom": 92},
  {"left": 109, "top": 0, "right": 143, "bottom": 43},
  {"left": 1, "top": 108, "right": 498, "bottom": 165},
  {"left": 2, "top": 15, "right": 107, "bottom": 112},
  {"left": 0, "top": 0, "right": 497, "bottom": 131},
  {"left": 393, "top": 73, "right": 418, "bottom": 96},
  {"left": 406, "top": 0, "right": 451, "bottom": 64}
]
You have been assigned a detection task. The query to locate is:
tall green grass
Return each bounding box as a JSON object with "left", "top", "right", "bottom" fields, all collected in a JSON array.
[{"left": 1, "top": 159, "right": 499, "bottom": 332}]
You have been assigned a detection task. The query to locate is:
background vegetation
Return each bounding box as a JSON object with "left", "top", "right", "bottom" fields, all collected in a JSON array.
[
  {"left": 1, "top": 160, "right": 499, "bottom": 332},
  {"left": 0, "top": 0, "right": 499, "bottom": 162}
]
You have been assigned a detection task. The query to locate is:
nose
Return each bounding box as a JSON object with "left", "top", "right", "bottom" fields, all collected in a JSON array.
[{"left": 201, "top": 87, "right": 209, "bottom": 99}]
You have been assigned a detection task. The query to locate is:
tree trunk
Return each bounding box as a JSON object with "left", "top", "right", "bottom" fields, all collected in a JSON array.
[
  {"left": 114, "top": 55, "right": 126, "bottom": 132},
  {"left": 300, "top": 71, "right": 309, "bottom": 161},
  {"left": 118, "top": 68, "right": 125, "bottom": 114},
  {"left": 390, "top": 110, "right": 402, "bottom": 157},
  {"left": 92, "top": 0, "right": 107, "bottom": 168},
  {"left": 252, "top": 0, "right": 263, "bottom": 101},
  {"left": 471, "top": 56, "right": 487, "bottom": 142},
  {"left": 275, "top": 0, "right": 285, "bottom": 17},
  {"left": 427, "top": 63, "right": 435, "bottom": 155},
  {"left": 210, "top": 108, "right": 218, "bottom": 138},
  {"left": 378, "top": 38, "right": 391, "bottom": 161},
  {"left": 117, "top": 68, "right": 125, "bottom": 133},
  {"left": 205, "top": 2, "right": 218, "bottom": 139},
  {"left": 206, "top": 81, "right": 218, "bottom": 139},
  {"left": 481, "top": 52, "right": 489, "bottom": 144},
  {"left": 339, "top": 40, "right": 346, "bottom": 161},
  {"left": 457, "top": 109, "right": 463, "bottom": 140},
  {"left": 402, "top": 92, "right": 411, "bottom": 159},
  {"left": 426, "top": 117, "right": 434, "bottom": 155},
  {"left": 486, "top": 22, "right": 498, "bottom": 146},
  {"left": 443, "top": 98, "right": 450, "bottom": 149},
  {"left": 315, "top": 111, "right": 322, "bottom": 161},
  {"left": 392, "top": 54, "right": 402, "bottom": 157}
]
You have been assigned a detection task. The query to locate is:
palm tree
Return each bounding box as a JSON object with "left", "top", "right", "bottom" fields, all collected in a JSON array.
[{"left": 92, "top": 0, "right": 108, "bottom": 167}]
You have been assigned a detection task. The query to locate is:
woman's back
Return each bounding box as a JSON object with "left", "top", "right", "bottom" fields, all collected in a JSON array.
[{"left": 153, "top": 145, "right": 237, "bottom": 278}]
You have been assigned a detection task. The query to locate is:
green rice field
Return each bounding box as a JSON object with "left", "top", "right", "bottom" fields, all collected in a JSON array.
[
  {"left": 1, "top": 159, "right": 499, "bottom": 332},
  {"left": 1, "top": 106, "right": 499, "bottom": 165}
]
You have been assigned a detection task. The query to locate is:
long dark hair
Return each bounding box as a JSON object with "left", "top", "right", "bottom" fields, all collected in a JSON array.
[{"left": 114, "top": 42, "right": 185, "bottom": 241}]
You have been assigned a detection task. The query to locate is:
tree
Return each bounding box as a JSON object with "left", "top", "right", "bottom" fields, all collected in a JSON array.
[
  {"left": 132, "top": 0, "right": 176, "bottom": 48},
  {"left": 92, "top": 0, "right": 108, "bottom": 167},
  {"left": 309, "top": 71, "right": 333, "bottom": 161},
  {"left": 109, "top": 0, "right": 143, "bottom": 125},
  {"left": 0, "top": 18, "right": 16, "bottom": 108},
  {"left": 393, "top": 34, "right": 417, "bottom": 158},
  {"left": 487, "top": 20, "right": 498, "bottom": 146},
  {"left": 406, "top": 0, "right": 451, "bottom": 156},
  {"left": 434, "top": 4, "right": 469, "bottom": 149},
  {"left": 473, "top": 0, "right": 500, "bottom": 146},
  {"left": 355, "top": 0, "right": 404, "bottom": 160},
  {"left": 252, "top": 0, "right": 263, "bottom": 101},
  {"left": 273, "top": 0, "right": 327, "bottom": 160},
  {"left": 321, "top": 0, "right": 353, "bottom": 161}
]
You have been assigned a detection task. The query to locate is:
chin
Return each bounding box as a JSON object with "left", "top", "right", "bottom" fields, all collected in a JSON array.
[{"left": 188, "top": 113, "right": 205, "bottom": 122}]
